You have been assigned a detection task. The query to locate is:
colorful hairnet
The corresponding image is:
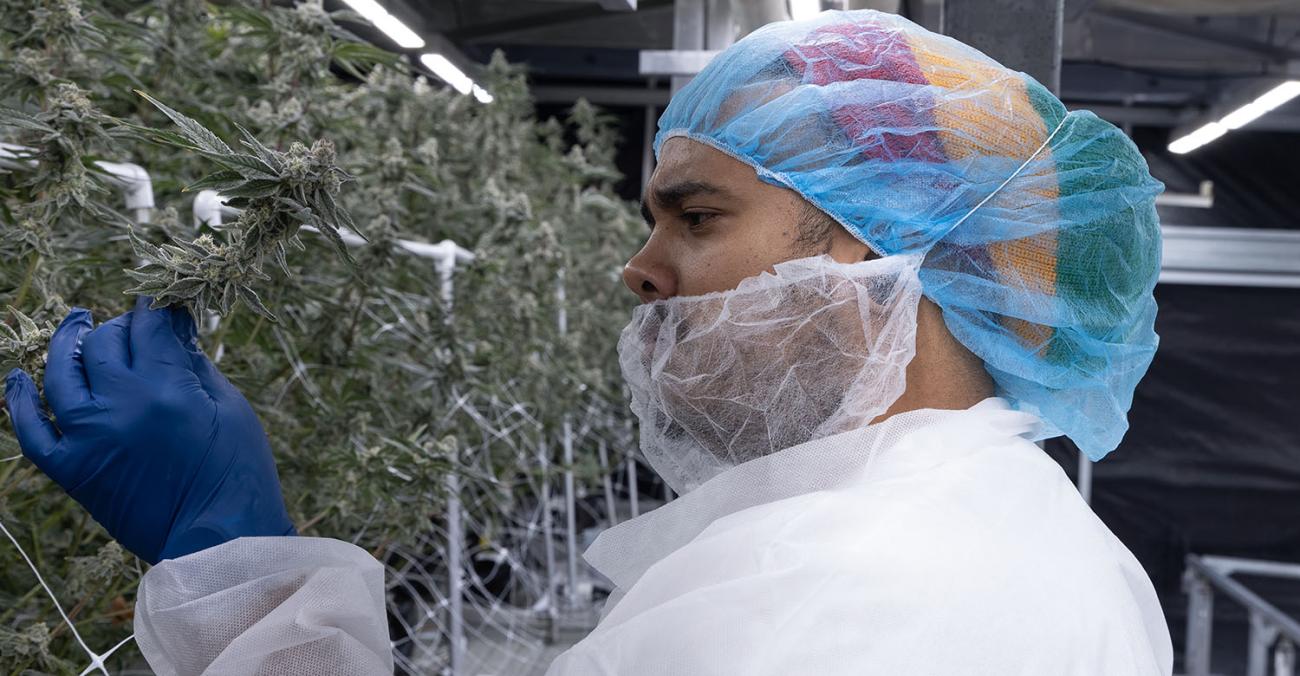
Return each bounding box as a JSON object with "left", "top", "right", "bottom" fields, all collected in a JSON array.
[{"left": 654, "top": 9, "right": 1163, "bottom": 459}]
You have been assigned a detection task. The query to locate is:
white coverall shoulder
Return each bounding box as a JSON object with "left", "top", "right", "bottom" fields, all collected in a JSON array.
[{"left": 547, "top": 401, "right": 1173, "bottom": 676}]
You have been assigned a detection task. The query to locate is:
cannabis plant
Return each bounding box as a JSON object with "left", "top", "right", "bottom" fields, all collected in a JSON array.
[{"left": 0, "top": 0, "right": 642, "bottom": 670}]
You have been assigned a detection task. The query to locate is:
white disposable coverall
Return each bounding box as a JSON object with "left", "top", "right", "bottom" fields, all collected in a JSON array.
[{"left": 134, "top": 399, "right": 1172, "bottom": 675}]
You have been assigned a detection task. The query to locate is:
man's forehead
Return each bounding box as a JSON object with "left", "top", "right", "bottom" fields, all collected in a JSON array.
[{"left": 648, "top": 137, "right": 757, "bottom": 201}]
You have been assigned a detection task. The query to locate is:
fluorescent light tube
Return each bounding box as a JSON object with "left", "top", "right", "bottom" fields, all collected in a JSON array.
[
  {"left": 341, "top": 0, "right": 425, "bottom": 50},
  {"left": 1221, "top": 80, "right": 1300, "bottom": 129},
  {"left": 420, "top": 53, "right": 473, "bottom": 95},
  {"left": 1168, "top": 122, "right": 1227, "bottom": 155},
  {"left": 472, "top": 84, "right": 494, "bottom": 104}
]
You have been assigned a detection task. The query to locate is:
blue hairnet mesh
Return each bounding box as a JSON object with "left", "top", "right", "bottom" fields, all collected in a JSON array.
[{"left": 653, "top": 9, "right": 1163, "bottom": 459}]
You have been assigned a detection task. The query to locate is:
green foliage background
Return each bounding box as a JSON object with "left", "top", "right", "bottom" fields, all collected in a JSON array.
[{"left": 0, "top": 0, "right": 643, "bottom": 671}]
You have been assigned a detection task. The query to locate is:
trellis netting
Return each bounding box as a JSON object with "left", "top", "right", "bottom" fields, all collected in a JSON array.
[{"left": 0, "top": 1, "right": 644, "bottom": 672}]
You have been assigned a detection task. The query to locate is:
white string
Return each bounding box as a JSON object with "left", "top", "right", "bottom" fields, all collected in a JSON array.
[
  {"left": 2, "top": 454, "right": 22, "bottom": 462},
  {"left": 949, "top": 112, "right": 1071, "bottom": 231},
  {"left": 0, "top": 516, "right": 136, "bottom": 674}
]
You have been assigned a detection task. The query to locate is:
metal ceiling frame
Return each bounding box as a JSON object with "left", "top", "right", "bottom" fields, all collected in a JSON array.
[{"left": 1160, "top": 224, "right": 1300, "bottom": 288}]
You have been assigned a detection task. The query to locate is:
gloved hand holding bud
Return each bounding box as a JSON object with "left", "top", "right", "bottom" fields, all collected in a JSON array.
[{"left": 3, "top": 296, "right": 295, "bottom": 565}]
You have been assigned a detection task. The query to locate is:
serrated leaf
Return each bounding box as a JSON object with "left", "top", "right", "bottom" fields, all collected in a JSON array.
[
  {"left": 160, "top": 277, "right": 208, "bottom": 300},
  {"left": 207, "top": 152, "right": 278, "bottom": 180},
  {"left": 236, "top": 284, "right": 277, "bottom": 322},
  {"left": 119, "top": 122, "right": 202, "bottom": 152},
  {"left": 127, "top": 229, "right": 164, "bottom": 260},
  {"left": 124, "top": 279, "right": 172, "bottom": 297},
  {"left": 135, "top": 90, "right": 233, "bottom": 156},
  {"left": 7, "top": 307, "right": 38, "bottom": 337},
  {"left": 222, "top": 179, "right": 283, "bottom": 199},
  {"left": 234, "top": 123, "right": 282, "bottom": 171},
  {"left": 316, "top": 187, "right": 360, "bottom": 239},
  {"left": 0, "top": 107, "right": 56, "bottom": 134},
  {"left": 185, "top": 169, "right": 245, "bottom": 193}
]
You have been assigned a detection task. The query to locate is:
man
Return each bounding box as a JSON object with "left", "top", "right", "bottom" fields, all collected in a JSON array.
[{"left": 4, "top": 10, "right": 1171, "bottom": 675}]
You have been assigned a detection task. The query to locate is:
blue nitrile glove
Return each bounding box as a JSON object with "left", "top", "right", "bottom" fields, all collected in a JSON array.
[{"left": 3, "top": 297, "right": 295, "bottom": 564}]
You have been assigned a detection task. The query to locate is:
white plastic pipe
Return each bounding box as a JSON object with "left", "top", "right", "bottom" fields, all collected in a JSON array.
[
  {"left": 438, "top": 254, "right": 465, "bottom": 676},
  {"left": 598, "top": 437, "right": 618, "bottom": 527},
  {"left": 95, "top": 161, "right": 155, "bottom": 224},
  {"left": 556, "top": 270, "right": 580, "bottom": 609},
  {"left": 193, "top": 190, "right": 239, "bottom": 228},
  {"left": 625, "top": 419, "right": 640, "bottom": 519},
  {"left": 1, "top": 143, "right": 154, "bottom": 223}
]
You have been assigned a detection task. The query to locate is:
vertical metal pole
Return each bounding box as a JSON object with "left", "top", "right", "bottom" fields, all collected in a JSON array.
[
  {"left": 539, "top": 438, "right": 558, "bottom": 620},
  {"left": 598, "top": 437, "right": 618, "bottom": 527},
  {"left": 562, "top": 416, "right": 579, "bottom": 607},
  {"left": 704, "top": 0, "right": 735, "bottom": 50},
  {"left": 1277, "top": 638, "right": 1297, "bottom": 676},
  {"left": 625, "top": 420, "right": 640, "bottom": 518},
  {"left": 438, "top": 257, "right": 464, "bottom": 676},
  {"left": 1249, "top": 612, "right": 1277, "bottom": 676},
  {"left": 1077, "top": 450, "right": 1094, "bottom": 505},
  {"left": 1184, "top": 569, "right": 1214, "bottom": 676},
  {"left": 557, "top": 270, "right": 579, "bottom": 608},
  {"left": 672, "top": 0, "right": 705, "bottom": 95},
  {"left": 641, "top": 79, "right": 657, "bottom": 199}
]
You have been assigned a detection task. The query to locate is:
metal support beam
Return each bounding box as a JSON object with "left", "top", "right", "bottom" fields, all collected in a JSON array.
[
  {"left": 445, "top": 0, "right": 672, "bottom": 41},
  {"left": 1099, "top": 9, "right": 1300, "bottom": 64},
  {"left": 640, "top": 49, "right": 721, "bottom": 76},
  {"left": 671, "top": 0, "right": 706, "bottom": 94},
  {"left": 946, "top": 0, "right": 1064, "bottom": 94},
  {"left": 1160, "top": 225, "right": 1300, "bottom": 289}
]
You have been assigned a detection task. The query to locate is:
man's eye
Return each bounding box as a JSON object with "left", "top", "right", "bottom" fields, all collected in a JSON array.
[{"left": 682, "top": 212, "right": 717, "bottom": 229}]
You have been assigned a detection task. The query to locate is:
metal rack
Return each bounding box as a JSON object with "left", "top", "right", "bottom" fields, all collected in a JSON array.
[{"left": 1183, "top": 555, "right": 1300, "bottom": 676}]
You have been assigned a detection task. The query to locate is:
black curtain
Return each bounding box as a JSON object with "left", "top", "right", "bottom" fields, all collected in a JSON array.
[{"left": 1045, "top": 282, "right": 1300, "bottom": 672}]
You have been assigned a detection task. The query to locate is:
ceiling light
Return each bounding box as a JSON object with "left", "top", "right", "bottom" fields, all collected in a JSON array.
[
  {"left": 420, "top": 54, "right": 473, "bottom": 95},
  {"left": 471, "top": 84, "right": 494, "bottom": 104},
  {"left": 341, "top": 0, "right": 425, "bottom": 50},
  {"left": 1221, "top": 80, "right": 1300, "bottom": 130},
  {"left": 1168, "top": 122, "right": 1227, "bottom": 155},
  {"left": 1169, "top": 79, "right": 1300, "bottom": 153}
]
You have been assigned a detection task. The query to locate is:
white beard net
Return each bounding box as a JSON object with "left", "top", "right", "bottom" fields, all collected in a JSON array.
[{"left": 618, "top": 253, "right": 924, "bottom": 495}]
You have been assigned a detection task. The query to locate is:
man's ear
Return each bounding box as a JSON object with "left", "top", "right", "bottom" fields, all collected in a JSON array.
[{"left": 824, "top": 226, "right": 876, "bottom": 265}]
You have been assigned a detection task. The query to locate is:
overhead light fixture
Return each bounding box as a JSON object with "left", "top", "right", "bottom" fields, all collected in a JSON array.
[
  {"left": 1168, "top": 122, "right": 1227, "bottom": 155},
  {"left": 471, "top": 84, "right": 494, "bottom": 104},
  {"left": 341, "top": 0, "right": 425, "bottom": 50},
  {"left": 1169, "top": 80, "right": 1300, "bottom": 154},
  {"left": 789, "top": 0, "right": 823, "bottom": 21},
  {"left": 1220, "top": 80, "right": 1300, "bottom": 130},
  {"left": 420, "top": 54, "right": 473, "bottom": 95}
]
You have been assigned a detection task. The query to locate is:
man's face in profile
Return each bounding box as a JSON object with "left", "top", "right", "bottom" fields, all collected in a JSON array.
[{"left": 624, "top": 136, "right": 872, "bottom": 302}]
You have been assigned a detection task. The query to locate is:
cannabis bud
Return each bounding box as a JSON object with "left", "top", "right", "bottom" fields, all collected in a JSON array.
[
  {"left": 123, "top": 91, "right": 360, "bottom": 321},
  {"left": 0, "top": 308, "right": 56, "bottom": 384}
]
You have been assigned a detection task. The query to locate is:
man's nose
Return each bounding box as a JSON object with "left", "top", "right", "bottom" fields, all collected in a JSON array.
[{"left": 623, "top": 256, "right": 677, "bottom": 303}]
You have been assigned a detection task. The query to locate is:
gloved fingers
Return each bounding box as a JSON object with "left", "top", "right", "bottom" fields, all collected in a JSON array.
[
  {"left": 168, "top": 307, "right": 234, "bottom": 401},
  {"left": 81, "top": 311, "right": 134, "bottom": 393},
  {"left": 4, "top": 369, "right": 60, "bottom": 460},
  {"left": 43, "top": 308, "right": 94, "bottom": 418},
  {"left": 169, "top": 305, "right": 201, "bottom": 353},
  {"left": 129, "top": 296, "right": 198, "bottom": 378}
]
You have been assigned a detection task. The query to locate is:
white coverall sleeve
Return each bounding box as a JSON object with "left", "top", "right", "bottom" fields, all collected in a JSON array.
[{"left": 133, "top": 536, "right": 394, "bottom": 676}]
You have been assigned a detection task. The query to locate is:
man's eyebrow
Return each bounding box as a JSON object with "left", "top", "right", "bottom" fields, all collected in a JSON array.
[{"left": 640, "top": 180, "right": 731, "bottom": 228}]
